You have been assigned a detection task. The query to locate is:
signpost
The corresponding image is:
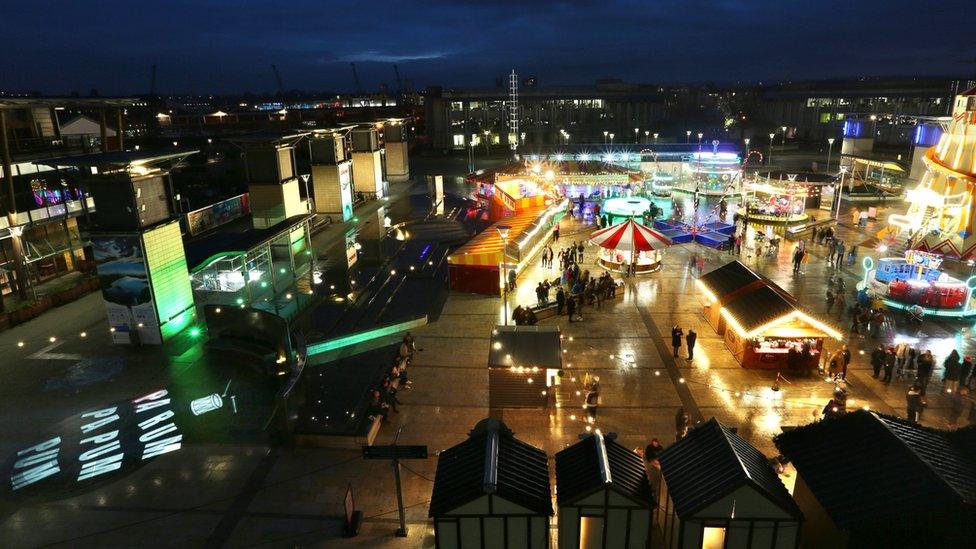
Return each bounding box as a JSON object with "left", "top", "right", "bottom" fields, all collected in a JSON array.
[{"left": 362, "top": 427, "right": 428, "bottom": 537}]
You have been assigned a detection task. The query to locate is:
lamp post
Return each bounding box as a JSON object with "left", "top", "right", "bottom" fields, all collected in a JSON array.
[
  {"left": 565, "top": 132, "right": 571, "bottom": 145},
  {"left": 653, "top": 132, "right": 659, "bottom": 144},
  {"left": 744, "top": 137, "right": 751, "bottom": 151},
  {"left": 686, "top": 130, "right": 691, "bottom": 143},
  {"left": 697, "top": 132, "right": 703, "bottom": 147},
  {"left": 603, "top": 130, "right": 608, "bottom": 144},
  {"left": 826, "top": 137, "right": 835, "bottom": 173},
  {"left": 780, "top": 126, "right": 787, "bottom": 151},
  {"left": 644, "top": 130, "right": 650, "bottom": 143},
  {"left": 634, "top": 127, "right": 639, "bottom": 143},
  {"left": 609, "top": 132, "right": 615, "bottom": 144},
  {"left": 497, "top": 225, "right": 511, "bottom": 326},
  {"left": 834, "top": 166, "right": 848, "bottom": 220},
  {"left": 483, "top": 129, "right": 490, "bottom": 156},
  {"left": 468, "top": 134, "right": 476, "bottom": 173},
  {"left": 768, "top": 132, "right": 775, "bottom": 165}
]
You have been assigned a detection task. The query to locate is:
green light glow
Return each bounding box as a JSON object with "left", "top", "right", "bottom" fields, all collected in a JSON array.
[
  {"left": 306, "top": 316, "right": 427, "bottom": 356},
  {"left": 190, "top": 327, "right": 202, "bottom": 337}
]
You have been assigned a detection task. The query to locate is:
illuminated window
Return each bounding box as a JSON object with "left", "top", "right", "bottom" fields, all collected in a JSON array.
[
  {"left": 450, "top": 101, "right": 463, "bottom": 111},
  {"left": 820, "top": 113, "right": 832, "bottom": 124},
  {"left": 702, "top": 526, "right": 727, "bottom": 549},
  {"left": 453, "top": 134, "right": 464, "bottom": 147},
  {"left": 491, "top": 134, "right": 500, "bottom": 145}
]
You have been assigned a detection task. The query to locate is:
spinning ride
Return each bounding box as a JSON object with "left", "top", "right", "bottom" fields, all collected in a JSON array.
[
  {"left": 858, "top": 251, "right": 976, "bottom": 318},
  {"left": 589, "top": 218, "right": 671, "bottom": 274}
]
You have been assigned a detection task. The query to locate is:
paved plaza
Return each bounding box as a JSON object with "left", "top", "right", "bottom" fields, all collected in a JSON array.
[{"left": 0, "top": 196, "right": 971, "bottom": 547}]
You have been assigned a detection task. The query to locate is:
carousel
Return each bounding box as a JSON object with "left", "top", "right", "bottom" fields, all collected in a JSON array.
[{"left": 589, "top": 218, "right": 672, "bottom": 274}]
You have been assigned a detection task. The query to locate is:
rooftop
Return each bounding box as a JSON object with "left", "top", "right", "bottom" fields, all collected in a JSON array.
[
  {"left": 774, "top": 410, "right": 976, "bottom": 528},
  {"left": 659, "top": 418, "right": 801, "bottom": 519},
  {"left": 555, "top": 433, "right": 653, "bottom": 506},
  {"left": 429, "top": 419, "right": 551, "bottom": 517}
]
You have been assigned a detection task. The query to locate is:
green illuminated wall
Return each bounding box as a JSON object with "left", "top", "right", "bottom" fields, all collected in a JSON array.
[{"left": 143, "top": 221, "right": 196, "bottom": 341}]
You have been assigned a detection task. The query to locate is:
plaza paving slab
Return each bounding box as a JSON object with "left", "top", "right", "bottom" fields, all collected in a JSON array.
[{"left": 0, "top": 199, "right": 971, "bottom": 548}]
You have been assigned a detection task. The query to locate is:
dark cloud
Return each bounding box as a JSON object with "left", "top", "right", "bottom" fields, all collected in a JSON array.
[{"left": 2, "top": 0, "right": 972, "bottom": 94}]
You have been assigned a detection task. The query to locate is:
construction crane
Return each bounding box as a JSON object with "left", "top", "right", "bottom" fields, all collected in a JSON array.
[
  {"left": 350, "top": 62, "right": 363, "bottom": 94},
  {"left": 393, "top": 64, "right": 403, "bottom": 94},
  {"left": 271, "top": 64, "right": 284, "bottom": 94}
]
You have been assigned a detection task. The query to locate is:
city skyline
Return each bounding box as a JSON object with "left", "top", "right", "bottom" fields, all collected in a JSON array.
[{"left": 3, "top": 0, "right": 974, "bottom": 95}]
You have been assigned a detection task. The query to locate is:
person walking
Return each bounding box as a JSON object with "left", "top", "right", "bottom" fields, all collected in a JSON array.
[
  {"left": 943, "top": 350, "right": 961, "bottom": 394},
  {"left": 894, "top": 341, "right": 909, "bottom": 378},
  {"left": 948, "top": 387, "right": 969, "bottom": 428},
  {"left": 577, "top": 241, "right": 585, "bottom": 263},
  {"left": 792, "top": 245, "right": 805, "bottom": 274},
  {"left": 870, "top": 345, "right": 885, "bottom": 379},
  {"left": 686, "top": 329, "right": 698, "bottom": 361},
  {"left": 584, "top": 386, "right": 600, "bottom": 421},
  {"left": 556, "top": 286, "right": 566, "bottom": 315},
  {"left": 674, "top": 407, "right": 689, "bottom": 442},
  {"left": 552, "top": 223, "right": 560, "bottom": 242},
  {"left": 917, "top": 350, "right": 935, "bottom": 395},
  {"left": 883, "top": 347, "right": 896, "bottom": 383},
  {"left": 841, "top": 345, "right": 851, "bottom": 381},
  {"left": 826, "top": 289, "right": 836, "bottom": 314},
  {"left": 834, "top": 241, "right": 846, "bottom": 269},
  {"left": 960, "top": 355, "right": 973, "bottom": 390},
  {"left": 906, "top": 384, "right": 925, "bottom": 423},
  {"left": 566, "top": 293, "right": 576, "bottom": 323},
  {"left": 671, "top": 326, "right": 684, "bottom": 358}
]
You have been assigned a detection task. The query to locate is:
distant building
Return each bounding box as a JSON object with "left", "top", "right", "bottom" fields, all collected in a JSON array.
[
  {"left": 425, "top": 82, "right": 701, "bottom": 150},
  {"left": 739, "top": 77, "right": 975, "bottom": 146}
]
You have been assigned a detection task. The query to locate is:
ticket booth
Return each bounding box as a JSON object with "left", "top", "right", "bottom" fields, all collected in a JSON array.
[
  {"left": 657, "top": 419, "right": 803, "bottom": 549},
  {"left": 430, "top": 419, "right": 552, "bottom": 549},
  {"left": 555, "top": 432, "right": 653, "bottom": 549}
]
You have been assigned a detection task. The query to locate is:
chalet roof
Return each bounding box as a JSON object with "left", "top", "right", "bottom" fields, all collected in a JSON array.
[
  {"left": 429, "top": 419, "right": 552, "bottom": 517},
  {"left": 660, "top": 418, "right": 801, "bottom": 519},
  {"left": 774, "top": 410, "right": 976, "bottom": 528},
  {"left": 555, "top": 433, "right": 653, "bottom": 507}
]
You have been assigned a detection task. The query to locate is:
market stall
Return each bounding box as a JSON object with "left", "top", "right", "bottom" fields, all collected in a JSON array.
[
  {"left": 697, "top": 261, "right": 842, "bottom": 371},
  {"left": 695, "top": 261, "right": 765, "bottom": 334},
  {"left": 487, "top": 326, "right": 562, "bottom": 408},
  {"left": 589, "top": 218, "right": 671, "bottom": 275},
  {"left": 721, "top": 285, "right": 842, "bottom": 371}
]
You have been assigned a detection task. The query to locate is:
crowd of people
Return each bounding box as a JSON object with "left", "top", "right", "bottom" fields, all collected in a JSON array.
[{"left": 367, "top": 333, "right": 417, "bottom": 422}]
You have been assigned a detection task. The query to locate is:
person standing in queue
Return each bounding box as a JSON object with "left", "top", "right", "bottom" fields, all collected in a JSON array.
[{"left": 671, "top": 326, "right": 684, "bottom": 358}]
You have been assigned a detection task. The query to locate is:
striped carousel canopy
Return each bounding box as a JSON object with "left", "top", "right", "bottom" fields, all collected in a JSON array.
[{"left": 588, "top": 218, "right": 672, "bottom": 253}]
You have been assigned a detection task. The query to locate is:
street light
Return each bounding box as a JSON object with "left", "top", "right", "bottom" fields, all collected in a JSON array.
[
  {"left": 697, "top": 132, "right": 703, "bottom": 146},
  {"left": 565, "top": 132, "right": 571, "bottom": 144},
  {"left": 768, "top": 132, "right": 775, "bottom": 165},
  {"left": 644, "top": 130, "right": 650, "bottom": 143},
  {"left": 496, "top": 225, "right": 512, "bottom": 326},
  {"left": 781, "top": 126, "right": 787, "bottom": 151},
  {"left": 603, "top": 130, "right": 608, "bottom": 144},
  {"left": 468, "top": 134, "right": 476, "bottom": 172},
  {"left": 653, "top": 132, "right": 659, "bottom": 143},
  {"left": 634, "top": 127, "right": 639, "bottom": 143},
  {"left": 826, "top": 137, "right": 836, "bottom": 173},
  {"left": 744, "top": 137, "right": 751, "bottom": 151},
  {"left": 483, "top": 129, "right": 490, "bottom": 155},
  {"left": 609, "top": 132, "right": 615, "bottom": 144},
  {"left": 686, "top": 130, "right": 691, "bottom": 143}
]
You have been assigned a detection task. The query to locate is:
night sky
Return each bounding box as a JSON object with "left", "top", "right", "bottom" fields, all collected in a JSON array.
[{"left": 4, "top": 0, "right": 973, "bottom": 95}]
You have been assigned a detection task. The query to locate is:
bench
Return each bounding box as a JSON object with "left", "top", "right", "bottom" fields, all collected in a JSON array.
[{"left": 528, "top": 281, "right": 626, "bottom": 320}]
